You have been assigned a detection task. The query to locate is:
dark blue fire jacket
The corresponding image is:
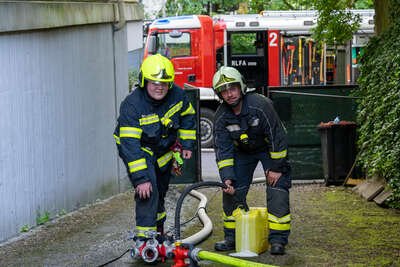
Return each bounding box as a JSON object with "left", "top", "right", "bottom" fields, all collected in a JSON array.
[
  {"left": 114, "top": 84, "right": 196, "bottom": 187},
  {"left": 214, "top": 92, "right": 290, "bottom": 182}
]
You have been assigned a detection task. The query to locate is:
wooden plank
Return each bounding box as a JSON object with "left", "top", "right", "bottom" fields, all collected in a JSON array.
[
  {"left": 360, "top": 181, "right": 385, "bottom": 201},
  {"left": 373, "top": 189, "right": 392, "bottom": 206},
  {"left": 345, "top": 178, "right": 364, "bottom": 186}
]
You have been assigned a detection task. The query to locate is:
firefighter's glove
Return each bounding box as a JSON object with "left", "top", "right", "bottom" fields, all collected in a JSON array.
[
  {"left": 170, "top": 141, "right": 184, "bottom": 176},
  {"left": 172, "top": 151, "right": 184, "bottom": 176}
]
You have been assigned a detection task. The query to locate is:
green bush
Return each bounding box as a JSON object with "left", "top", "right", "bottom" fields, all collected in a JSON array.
[
  {"left": 128, "top": 69, "right": 139, "bottom": 92},
  {"left": 355, "top": 1, "right": 400, "bottom": 208}
]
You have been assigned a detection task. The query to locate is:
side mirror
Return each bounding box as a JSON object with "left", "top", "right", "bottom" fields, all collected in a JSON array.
[{"left": 147, "top": 35, "right": 157, "bottom": 54}]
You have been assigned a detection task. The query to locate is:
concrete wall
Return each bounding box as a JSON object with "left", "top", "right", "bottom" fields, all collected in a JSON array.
[{"left": 0, "top": 1, "right": 143, "bottom": 242}]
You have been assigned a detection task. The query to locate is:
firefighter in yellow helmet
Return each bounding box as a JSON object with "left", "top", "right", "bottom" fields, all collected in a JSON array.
[
  {"left": 212, "top": 66, "right": 291, "bottom": 255},
  {"left": 114, "top": 54, "right": 196, "bottom": 241}
]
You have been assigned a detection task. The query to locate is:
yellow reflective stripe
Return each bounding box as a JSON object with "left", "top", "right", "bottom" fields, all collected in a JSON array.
[
  {"left": 223, "top": 212, "right": 236, "bottom": 229},
  {"left": 160, "top": 101, "right": 183, "bottom": 126},
  {"left": 223, "top": 212, "right": 235, "bottom": 221},
  {"left": 178, "top": 129, "right": 196, "bottom": 140},
  {"left": 157, "top": 212, "right": 166, "bottom": 221},
  {"left": 141, "top": 147, "right": 153, "bottom": 156},
  {"left": 217, "top": 158, "right": 234, "bottom": 169},
  {"left": 157, "top": 151, "right": 173, "bottom": 168},
  {"left": 135, "top": 226, "right": 157, "bottom": 237},
  {"left": 119, "top": 126, "right": 142, "bottom": 139},
  {"left": 181, "top": 103, "right": 195, "bottom": 116},
  {"left": 269, "top": 222, "right": 290, "bottom": 231},
  {"left": 268, "top": 213, "right": 291, "bottom": 223},
  {"left": 240, "top": 133, "right": 248, "bottom": 141},
  {"left": 139, "top": 115, "right": 160, "bottom": 125},
  {"left": 136, "top": 226, "right": 157, "bottom": 231},
  {"left": 164, "top": 101, "right": 183, "bottom": 119},
  {"left": 224, "top": 221, "right": 236, "bottom": 229},
  {"left": 270, "top": 149, "right": 287, "bottom": 159},
  {"left": 161, "top": 117, "right": 173, "bottom": 127},
  {"left": 128, "top": 158, "right": 147, "bottom": 173},
  {"left": 113, "top": 134, "right": 120, "bottom": 145}
]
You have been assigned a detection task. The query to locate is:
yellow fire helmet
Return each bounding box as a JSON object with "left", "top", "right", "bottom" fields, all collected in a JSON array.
[
  {"left": 139, "top": 54, "right": 175, "bottom": 88},
  {"left": 212, "top": 66, "right": 246, "bottom": 95}
]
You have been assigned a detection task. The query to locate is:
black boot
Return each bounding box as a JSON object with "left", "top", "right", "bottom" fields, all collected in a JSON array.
[
  {"left": 215, "top": 239, "right": 235, "bottom": 251},
  {"left": 270, "top": 243, "right": 285, "bottom": 255}
]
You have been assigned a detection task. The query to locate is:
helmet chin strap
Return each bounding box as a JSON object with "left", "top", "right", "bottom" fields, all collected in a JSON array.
[{"left": 227, "top": 98, "right": 242, "bottom": 108}]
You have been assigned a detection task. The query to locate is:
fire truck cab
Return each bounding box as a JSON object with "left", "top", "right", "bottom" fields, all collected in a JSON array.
[{"left": 144, "top": 10, "right": 374, "bottom": 147}]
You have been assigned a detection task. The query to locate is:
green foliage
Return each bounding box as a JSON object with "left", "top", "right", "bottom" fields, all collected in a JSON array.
[
  {"left": 354, "top": 0, "right": 400, "bottom": 208},
  {"left": 20, "top": 225, "right": 30, "bottom": 233},
  {"left": 354, "top": 0, "right": 374, "bottom": 9},
  {"left": 128, "top": 69, "right": 139, "bottom": 92},
  {"left": 58, "top": 209, "right": 67, "bottom": 217},
  {"left": 36, "top": 211, "right": 50, "bottom": 226},
  {"left": 312, "top": 0, "right": 361, "bottom": 45},
  {"left": 164, "top": 0, "right": 373, "bottom": 16},
  {"left": 164, "top": 0, "right": 207, "bottom": 16},
  {"left": 231, "top": 33, "right": 256, "bottom": 54}
]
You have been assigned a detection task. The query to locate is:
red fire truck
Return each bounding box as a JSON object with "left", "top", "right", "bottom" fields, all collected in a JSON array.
[{"left": 144, "top": 10, "right": 374, "bottom": 147}]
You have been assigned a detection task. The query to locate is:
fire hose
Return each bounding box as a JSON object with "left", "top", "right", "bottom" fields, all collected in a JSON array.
[{"left": 99, "top": 179, "right": 275, "bottom": 267}]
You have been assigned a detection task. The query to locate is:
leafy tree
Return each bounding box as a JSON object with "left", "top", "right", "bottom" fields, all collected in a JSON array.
[
  {"left": 354, "top": 0, "right": 374, "bottom": 8},
  {"left": 312, "top": 0, "right": 361, "bottom": 46},
  {"left": 163, "top": 0, "right": 373, "bottom": 16}
]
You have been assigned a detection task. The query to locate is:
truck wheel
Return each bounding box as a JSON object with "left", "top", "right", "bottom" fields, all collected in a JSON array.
[{"left": 200, "top": 108, "right": 215, "bottom": 148}]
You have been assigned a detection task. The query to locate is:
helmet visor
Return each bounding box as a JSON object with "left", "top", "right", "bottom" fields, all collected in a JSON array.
[{"left": 215, "top": 82, "right": 241, "bottom": 93}]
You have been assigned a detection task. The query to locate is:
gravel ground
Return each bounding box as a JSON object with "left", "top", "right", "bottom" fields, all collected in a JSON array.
[{"left": 0, "top": 183, "right": 399, "bottom": 267}]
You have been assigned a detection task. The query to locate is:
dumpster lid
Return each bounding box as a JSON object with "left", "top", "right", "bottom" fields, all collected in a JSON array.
[{"left": 318, "top": 121, "right": 356, "bottom": 129}]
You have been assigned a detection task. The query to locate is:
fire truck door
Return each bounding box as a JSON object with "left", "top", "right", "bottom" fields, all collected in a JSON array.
[{"left": 227, "top": 31, "right": 268, "bottom": 91}]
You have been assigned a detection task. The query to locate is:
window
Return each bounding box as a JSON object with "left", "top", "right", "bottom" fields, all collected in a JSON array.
[
  {"left": 156, "top": 32, "right": 191, "bottom": 58},
  {"left": 230, "top": 32, "right": 257, "bottom": 55}
]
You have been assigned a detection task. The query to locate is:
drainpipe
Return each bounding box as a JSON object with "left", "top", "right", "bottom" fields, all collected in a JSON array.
[{"left": 113, "top": 0, "right": 126, "bottom": 31}]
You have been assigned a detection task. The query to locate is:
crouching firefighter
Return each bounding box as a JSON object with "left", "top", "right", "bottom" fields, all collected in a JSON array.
[
  {"left": 113, "top": 54, "right": 196, "bottom": 242},
  {"left": 212, "top": 66, "right": 291, "bottom": 255}
]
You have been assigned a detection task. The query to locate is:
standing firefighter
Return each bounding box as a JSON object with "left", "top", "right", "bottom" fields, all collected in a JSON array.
[
  {"left": 212, "top": 66, "right": 291, "bottom": 255},
  {"left": 114, "top": 54, "right": 196, "bottom": 241}
]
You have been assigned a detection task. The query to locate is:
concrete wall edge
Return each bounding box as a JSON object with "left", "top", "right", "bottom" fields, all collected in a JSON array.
[{"left": 0, "top": 1, "right": 144, "bottom": 33}]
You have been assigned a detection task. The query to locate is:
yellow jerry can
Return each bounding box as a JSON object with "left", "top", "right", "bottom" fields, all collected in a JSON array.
[{"left": 231, "top": 207, "right": 269, "bottom": 257}]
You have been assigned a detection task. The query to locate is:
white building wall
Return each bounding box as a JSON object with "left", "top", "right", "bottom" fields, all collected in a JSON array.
[{"left": 0, "top": 1, "right": 143, "bottom": 242}]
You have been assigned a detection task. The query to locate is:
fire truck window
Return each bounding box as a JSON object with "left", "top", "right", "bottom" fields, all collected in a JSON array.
[
  {"left": 156, "top": 33, "right": 191, "bottom": 58},
  {"left": 231, "top": 33, "right": 257, "bottom": 55}
]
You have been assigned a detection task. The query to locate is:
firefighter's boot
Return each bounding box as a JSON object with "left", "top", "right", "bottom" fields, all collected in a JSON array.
[
  {"left": 214, "top": 229, "right": 235, "bottom": 251},
  {"left": 215, "top": 239, "right": 235, "bottom": 251},
  {"left": 270, "top": 243, "right": 285, "bottom": 255}
]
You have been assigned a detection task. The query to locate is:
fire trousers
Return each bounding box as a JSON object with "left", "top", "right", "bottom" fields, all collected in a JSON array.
[
  {"left": 222, "top": 151, "right": 291, "bottom": 245},
  {"left": 133, "top": 154, "right": 172, "bottom": 238}
]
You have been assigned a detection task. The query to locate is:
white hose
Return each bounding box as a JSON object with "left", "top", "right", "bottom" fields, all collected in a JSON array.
[
  {"left": 181, "top": 189, "right": 213, "bottom": 244},
  {"left": 181, "top": 177, "right": 267, "bottom": 245}
]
